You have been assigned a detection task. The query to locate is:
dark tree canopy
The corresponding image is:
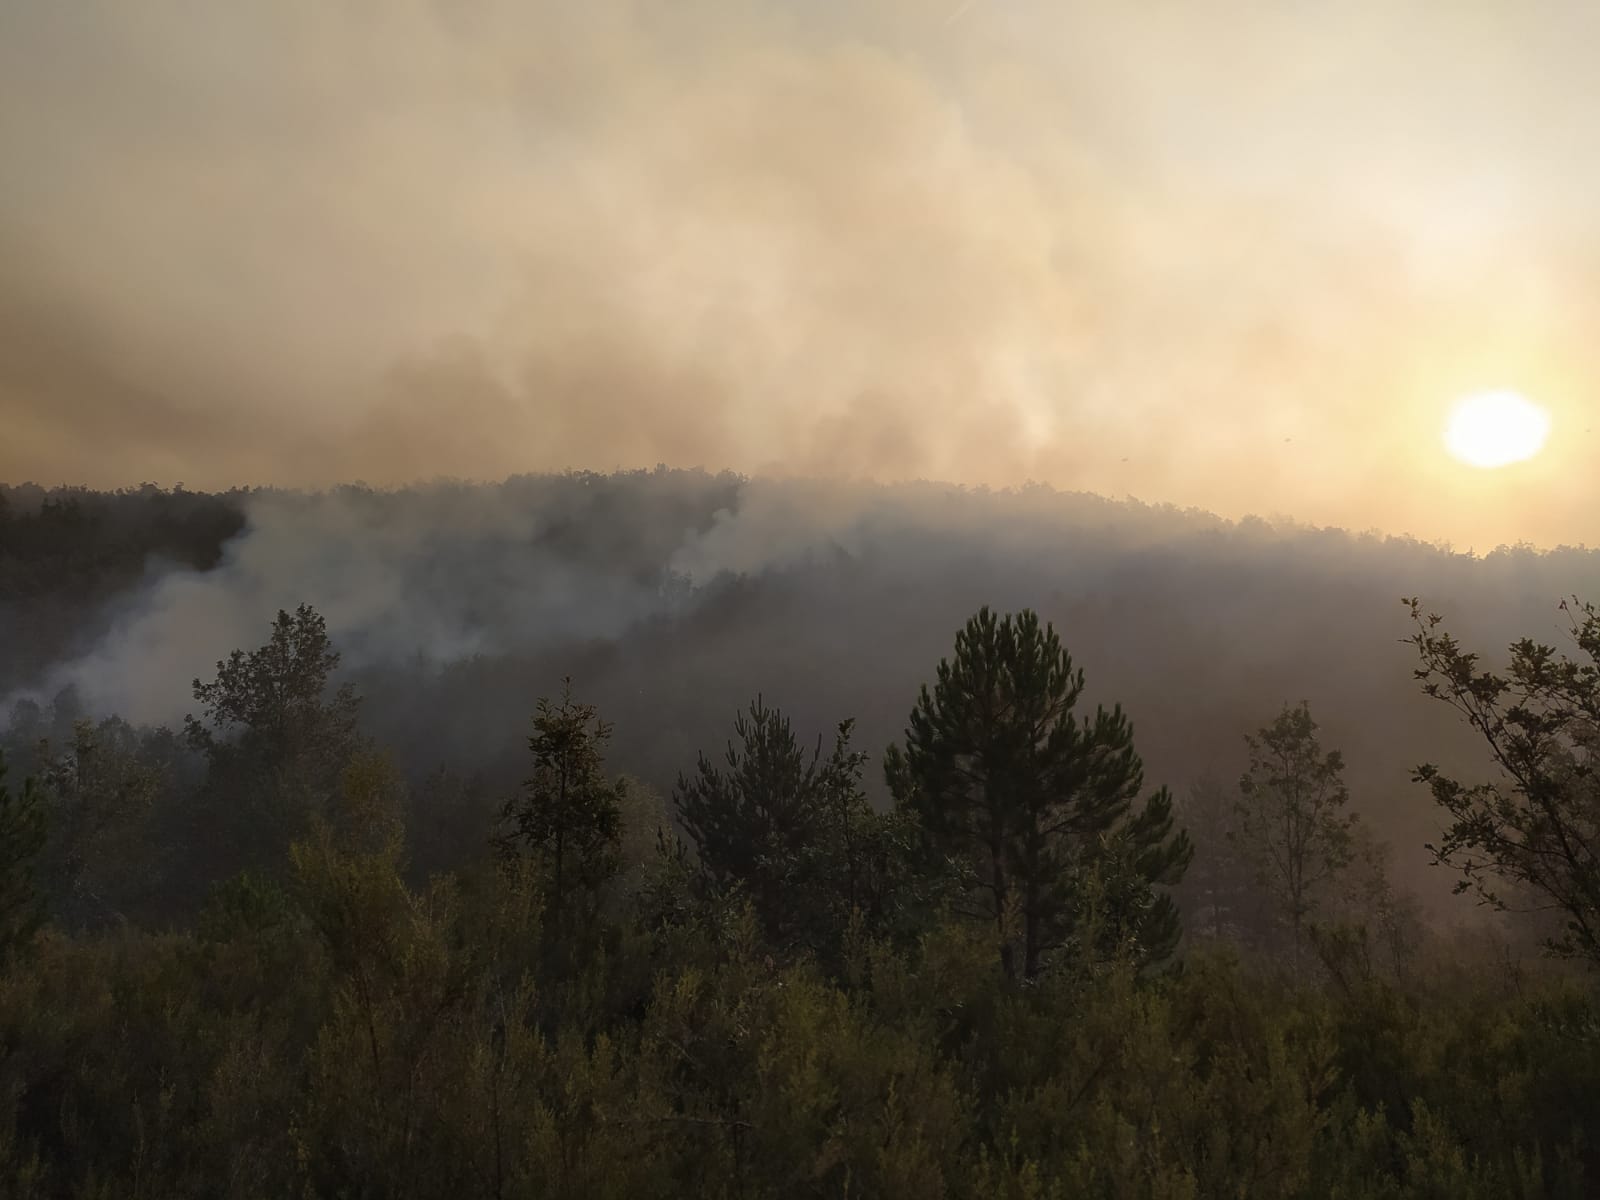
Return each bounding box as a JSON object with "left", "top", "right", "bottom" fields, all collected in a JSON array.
[
  {"left": 1407, "top": 596, "right": 1600, "bottom": 964},
  {"left": 184, "top": 604, "right": 362, "bottom": 876},
  {"left": 30, "top": 716, "right": 170, "bottom": 928},
  {"left": 0, "top": 751, "right": 46, "bottom": 964},
  {"left": 673, "top": 699, "right": 908, "bottom": 958},
  {"left": 497, "top": 679, "right": 625, "bottom": 927},
  {"left": 187, "top": 604, "right": 359, "bottom": 764},
  {"left": 885, "top": 607, "right": 1192, "bottom": 979},
  {"left": 0, "top": 483, "right": 247, "bottom": 694}
]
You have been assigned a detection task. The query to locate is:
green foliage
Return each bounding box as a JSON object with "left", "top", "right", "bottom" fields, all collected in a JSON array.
[
  {"left": 196, "top": 869, "right": 297, "bottom": 947},
  {"left": 2, "top": 594, "right": 1599, "bottom": 1196},
  {"left": 0, "top": 484, "right": 247, "bottom": 695},
  {"left": 1406, "top": 596, "right": 1600, "bottom": 964},
  {"left": 184, "top": 603, "right": 362, "bottom": 885},
  {"left": 1316, "top": 828, "right": 1425, "bottom": 987},
  {"left": 187, "top": 603, "right": 359, "bottom": 762},
  {"left": 885, "top": 607, "right": 1192, "bottom": 979},
  {"left": 0, "top": 820, "right": 1593, "bottom": 1197},
  {"left": 496, "top": 679, "right": 626, "bottom": 929},
  {"left": 0, "top": 752, "right": 46, "bottom": 965},
  {"left": 28, "top": 716, "right": 171, "bottom": 928},
  {"left": 674, "top": 699, "right": 914, "bottom": 963}
]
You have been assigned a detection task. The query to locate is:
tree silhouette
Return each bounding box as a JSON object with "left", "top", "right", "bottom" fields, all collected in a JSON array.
[
  {"left": 184, "top": 604, "right": 361, "bottom": 875},
  {"left": 674, "top": 699, "right": 899, "bottom": 958},
  {"left": 1406, "top": 596, "right": 1600, "bottom": 964},
  {"left": 496, "top": 679, "right": 624, "bottom": 928},
  {"left": 0, "top": 751, "right": 46, "bottom": 963},
  {"left": 1233, "top": 702, "right": 1357, "bottom": 965},
  {"left": 885, "top": 607, "right": 1191, "bottom": 979}
]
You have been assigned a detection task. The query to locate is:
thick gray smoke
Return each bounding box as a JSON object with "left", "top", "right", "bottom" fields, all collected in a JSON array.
[
  {"left": 7, "top": 473, "right": 1600, "bottom": 922},
  {"left": 7, "top": 473, "right": 975, "bottom": 724},
  {"left": 12, "top": 474, "right": 1597, "bottom": 732},
  {"left": 9, "top": 476, "right": 707, "bottom": 725}
]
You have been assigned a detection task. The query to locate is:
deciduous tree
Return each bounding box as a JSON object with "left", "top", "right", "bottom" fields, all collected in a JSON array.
[
  {"left": 1233, "top": 702, "right": 1357, "bottom": 965},
  {"left": 674, "top": 699, "right": 907, "bottom": 959}
]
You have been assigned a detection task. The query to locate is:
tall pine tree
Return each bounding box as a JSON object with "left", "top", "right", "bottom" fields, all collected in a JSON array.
[{"left": 885, "top": 607, "right": 1191, "bottom": 979}]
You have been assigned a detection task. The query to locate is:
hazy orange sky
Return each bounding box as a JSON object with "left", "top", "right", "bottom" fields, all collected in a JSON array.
[{"left": 1, "top": 0, "right": 1595, "bottom": 549}]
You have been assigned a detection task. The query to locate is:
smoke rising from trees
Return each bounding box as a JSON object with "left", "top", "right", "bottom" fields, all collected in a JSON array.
[{"left": 6, "top": 472, "right": 1599, "bottom": 923}]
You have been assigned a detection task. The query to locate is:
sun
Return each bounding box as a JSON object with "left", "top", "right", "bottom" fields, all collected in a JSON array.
[{"left": 1443, "top": 390, "right": 1551, "bottom": 469}]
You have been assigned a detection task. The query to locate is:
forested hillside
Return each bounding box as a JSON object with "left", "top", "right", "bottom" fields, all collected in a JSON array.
[
  {"left": 0, "top": 475, "right": 1597, "bottom": 1196},
  {"left": 6, "top": 473, "right": 1598, "bottom": 907}
]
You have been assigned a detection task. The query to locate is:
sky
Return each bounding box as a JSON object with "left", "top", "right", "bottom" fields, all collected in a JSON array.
[{"left": 1, "top": 0, "right": 1596, "bottom": 550}]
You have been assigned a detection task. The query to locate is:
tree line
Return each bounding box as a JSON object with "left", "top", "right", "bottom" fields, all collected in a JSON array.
[{"left": 0, "top": 597, "right": 1596, "bottom": 1196}]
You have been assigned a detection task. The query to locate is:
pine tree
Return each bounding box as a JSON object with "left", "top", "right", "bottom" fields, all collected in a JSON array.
[
  {"left": 674, "top": 699, "right": 899, "bottom": 957},
  {"left": 884, "top": 607, "right": 1191, "bottom": 979},
  {"left": 496, "top": 679, "right": 624, "bottom": 928},
  {"left": 185, "top": 604, "right": 362, "bottom": 862}
]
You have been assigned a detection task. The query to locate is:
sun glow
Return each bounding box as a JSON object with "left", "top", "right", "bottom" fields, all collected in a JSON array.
[{"left": 1443, "top": 390, "right": 1551, "bottom": 469}]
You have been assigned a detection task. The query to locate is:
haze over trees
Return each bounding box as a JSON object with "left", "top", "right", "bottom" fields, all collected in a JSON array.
[
  {"left": 1233, "top": 702, "right": 1359, "bottom": 964},
  {"left": 496, "top": 680, "right": 626, "bottom": 934},
  {"left": 8, "top": 470, "right": 1595, "bottom": 906},
  {"left": 6, "top": 0, "right": 1600, "bottom": 1189},
  {"left": 1407, "top": 596, "right": 1600, "bottom": 965},
  {"left": 0, "top": 476, "right": 1597, "bottom": 1196},
  {"left": 674, "top": 699, "right": 908, "bottom": 962},
  {"left": 0, "top": 756, "right": 45, "bottom": 965}
]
